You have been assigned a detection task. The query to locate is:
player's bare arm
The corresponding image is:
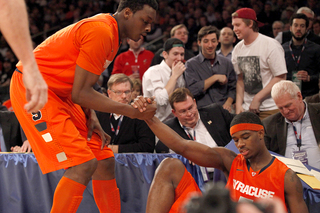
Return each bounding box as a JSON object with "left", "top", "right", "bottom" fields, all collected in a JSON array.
[
  {"left": 145, "top": 116, "right": 236, "bottom": 173},
  {"left": 83, "top": 108, "right": 111, "bottom": 149},
  {"left": 0, "top": 0, "right": 48, "bottom": 113},
  {"left": 284, "top": 169, "right": 308, "bottom": 213}
]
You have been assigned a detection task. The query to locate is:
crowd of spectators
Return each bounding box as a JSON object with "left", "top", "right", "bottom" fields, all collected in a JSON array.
[
  {"left": 1, "top": 0, "right": 320, "bottom": 154},
  {"left": 0, "top": 0, "right": 319, "bottom": 100}
]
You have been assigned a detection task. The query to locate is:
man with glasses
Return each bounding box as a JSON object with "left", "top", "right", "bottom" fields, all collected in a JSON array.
[
  {"left": 156, "top": 88, "right": 234, "bottom": 158},
  {"left": 96, "top": 74, "right": 155, "bottom": 153}
]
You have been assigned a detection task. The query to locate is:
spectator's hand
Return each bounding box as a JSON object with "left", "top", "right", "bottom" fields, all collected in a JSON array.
[
  {"left": 85, "top": 108, "right": 111, "bottom": 149},
  {"left": 171, "top": 61, "right": 186, "bottom": 78},
  {"left": 223, "top": 102, "right": 232, "bottom": 113},
  {"left": 23, "top": 64, "right": 48, "bottom": 113},
  {"left": 297, "top": 70, "right": 310, "bottom": 82},
  {"left": 249, "top": 96, "right": 261, "bottom": 114},
  {"left": 11, "top": 140, "right": 31, "bottom": 152},
  {"left": 20, "top": 140, "right": 32, "bottom": 152},
  {"left": 108, "top": 144, "right": 119, "bottom": 153},
  {"left": 131, "top": 96, "right": 156, "bottom": 120},
  {"left": 235, "top": 104, "right": 245, "bottom": 114},
  {"left": 216, "top": 74, "right": 227, "bottom": 85}
]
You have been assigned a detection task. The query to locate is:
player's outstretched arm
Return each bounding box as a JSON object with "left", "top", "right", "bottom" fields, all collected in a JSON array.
[
  {"left": 145, "top": 116, "right": 236, "bottom": 172},
  {"left": 0, "top": 0, "right": 48, "bottom": 113},
  {"left": 284, "top": 169, "right": 308, "bottom": 213}
]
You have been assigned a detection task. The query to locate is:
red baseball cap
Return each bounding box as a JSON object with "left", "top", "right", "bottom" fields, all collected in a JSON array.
[{"left": 233, "top": 8, "right": 264, "bottom": 27}]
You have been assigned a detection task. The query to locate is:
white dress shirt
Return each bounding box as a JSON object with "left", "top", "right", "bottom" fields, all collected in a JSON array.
[
  {"left": 143, "top": 60, "right": 185, "bottom": 122},
  {"left": 171, "top": 114, "right": 218, "bottom": 174}
]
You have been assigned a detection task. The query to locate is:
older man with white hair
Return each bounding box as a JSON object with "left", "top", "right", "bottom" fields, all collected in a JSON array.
[{"left": 263, "top": 80, "right": 320, "bottom": 170}]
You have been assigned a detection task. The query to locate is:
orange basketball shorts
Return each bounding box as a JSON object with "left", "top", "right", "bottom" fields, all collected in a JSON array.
[
  {"left": 10, "top": 71, "right": 113, "bottom": 174},
  {"left": 169, "top": 167, "right": 202, "bottom": 213}
]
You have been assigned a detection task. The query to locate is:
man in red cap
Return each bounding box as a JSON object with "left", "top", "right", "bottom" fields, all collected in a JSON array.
[{"left": 231, "top": 8, "right": 287, "bottom": 120}]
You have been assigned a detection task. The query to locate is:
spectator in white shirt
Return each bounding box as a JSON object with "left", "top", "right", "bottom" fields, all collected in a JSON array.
[{"left": 143, "top": 38, "right": 186, "bottom": 122}]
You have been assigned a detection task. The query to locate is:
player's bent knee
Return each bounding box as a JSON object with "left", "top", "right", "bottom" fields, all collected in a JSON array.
[{"left": 155, "top": 158, "right": 186, "bottom": 180}]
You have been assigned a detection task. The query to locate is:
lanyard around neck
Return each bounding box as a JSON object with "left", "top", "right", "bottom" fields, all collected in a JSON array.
[
  {"left": 291, "top": 119, "right": 303, "bottom": 150},
  {"left": 110, "top": 114, "right": 124, "bottom": 136},
  {"left": 289, "top": 38, "right": 307, "bottom": 69}
]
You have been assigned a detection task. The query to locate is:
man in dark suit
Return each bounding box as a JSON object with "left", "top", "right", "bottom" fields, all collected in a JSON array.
[
  {"left": 156, "top": 88, "right": 234, "bottom": 153},
  {"left": 0, "top": 111, "right": 28, "bottom": 152},
  {"left": 96, "top": 74, "right": 155, "bottom": 153},
  {"left": 263, "top": 80, "right": 320, "bottom": 170},
  {"left": 275, "top": 7, "right": 320, "bottom": 45}
]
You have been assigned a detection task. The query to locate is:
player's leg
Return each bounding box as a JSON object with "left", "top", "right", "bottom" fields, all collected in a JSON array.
[
  {"left": 11, "top": 75, "right": 99, "bottom": 213},
  {"left": 51, "top": 158, "right": 98, "bottom": 213},
  {"left": 146, "top": 158, "right": 200, "bottom": 213},
  {"left": 91, "top": 157, "right": 121, "bottom": 213}
]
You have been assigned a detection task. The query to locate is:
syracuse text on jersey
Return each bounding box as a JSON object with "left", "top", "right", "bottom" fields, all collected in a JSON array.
[{"left": 232, "top": 179, "right": 275, "bottom": 199}]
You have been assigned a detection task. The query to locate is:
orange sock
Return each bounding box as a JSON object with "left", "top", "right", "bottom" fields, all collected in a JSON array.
[
  {"left": 51, "top": 176, "right": 86, "bottom": 213},
  {"left": 92, "top": 179, "right": 121, "bottom": 213}
]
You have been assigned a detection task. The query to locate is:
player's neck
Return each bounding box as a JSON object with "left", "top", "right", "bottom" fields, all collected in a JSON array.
[
  {"left": 248, "top": 149, "right": 272, "bottom": 171},
  {"left": 113, "top": 12, "right": 127, "bottom": 40}
]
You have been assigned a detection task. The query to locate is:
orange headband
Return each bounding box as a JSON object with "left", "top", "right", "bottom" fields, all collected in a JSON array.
[{"left": 230, "top": 123, "right": 263, "bottom": 136}]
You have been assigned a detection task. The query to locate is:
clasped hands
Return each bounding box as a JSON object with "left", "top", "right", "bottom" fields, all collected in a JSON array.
[{"left": 131, "top": 96, "right": 157, "bottom": 120}]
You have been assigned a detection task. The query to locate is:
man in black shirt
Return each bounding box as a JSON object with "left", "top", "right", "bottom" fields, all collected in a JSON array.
[{"left": 282, "top": 13, "right": 320, "bottom": 98}]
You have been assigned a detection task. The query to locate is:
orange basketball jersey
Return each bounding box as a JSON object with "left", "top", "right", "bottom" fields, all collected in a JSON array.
[
  {"left": 226, "top": 155, "right": 289, "bottom": 206},
  {"left": 16, "top": 13, "right": 120, "bottom": 97}
]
